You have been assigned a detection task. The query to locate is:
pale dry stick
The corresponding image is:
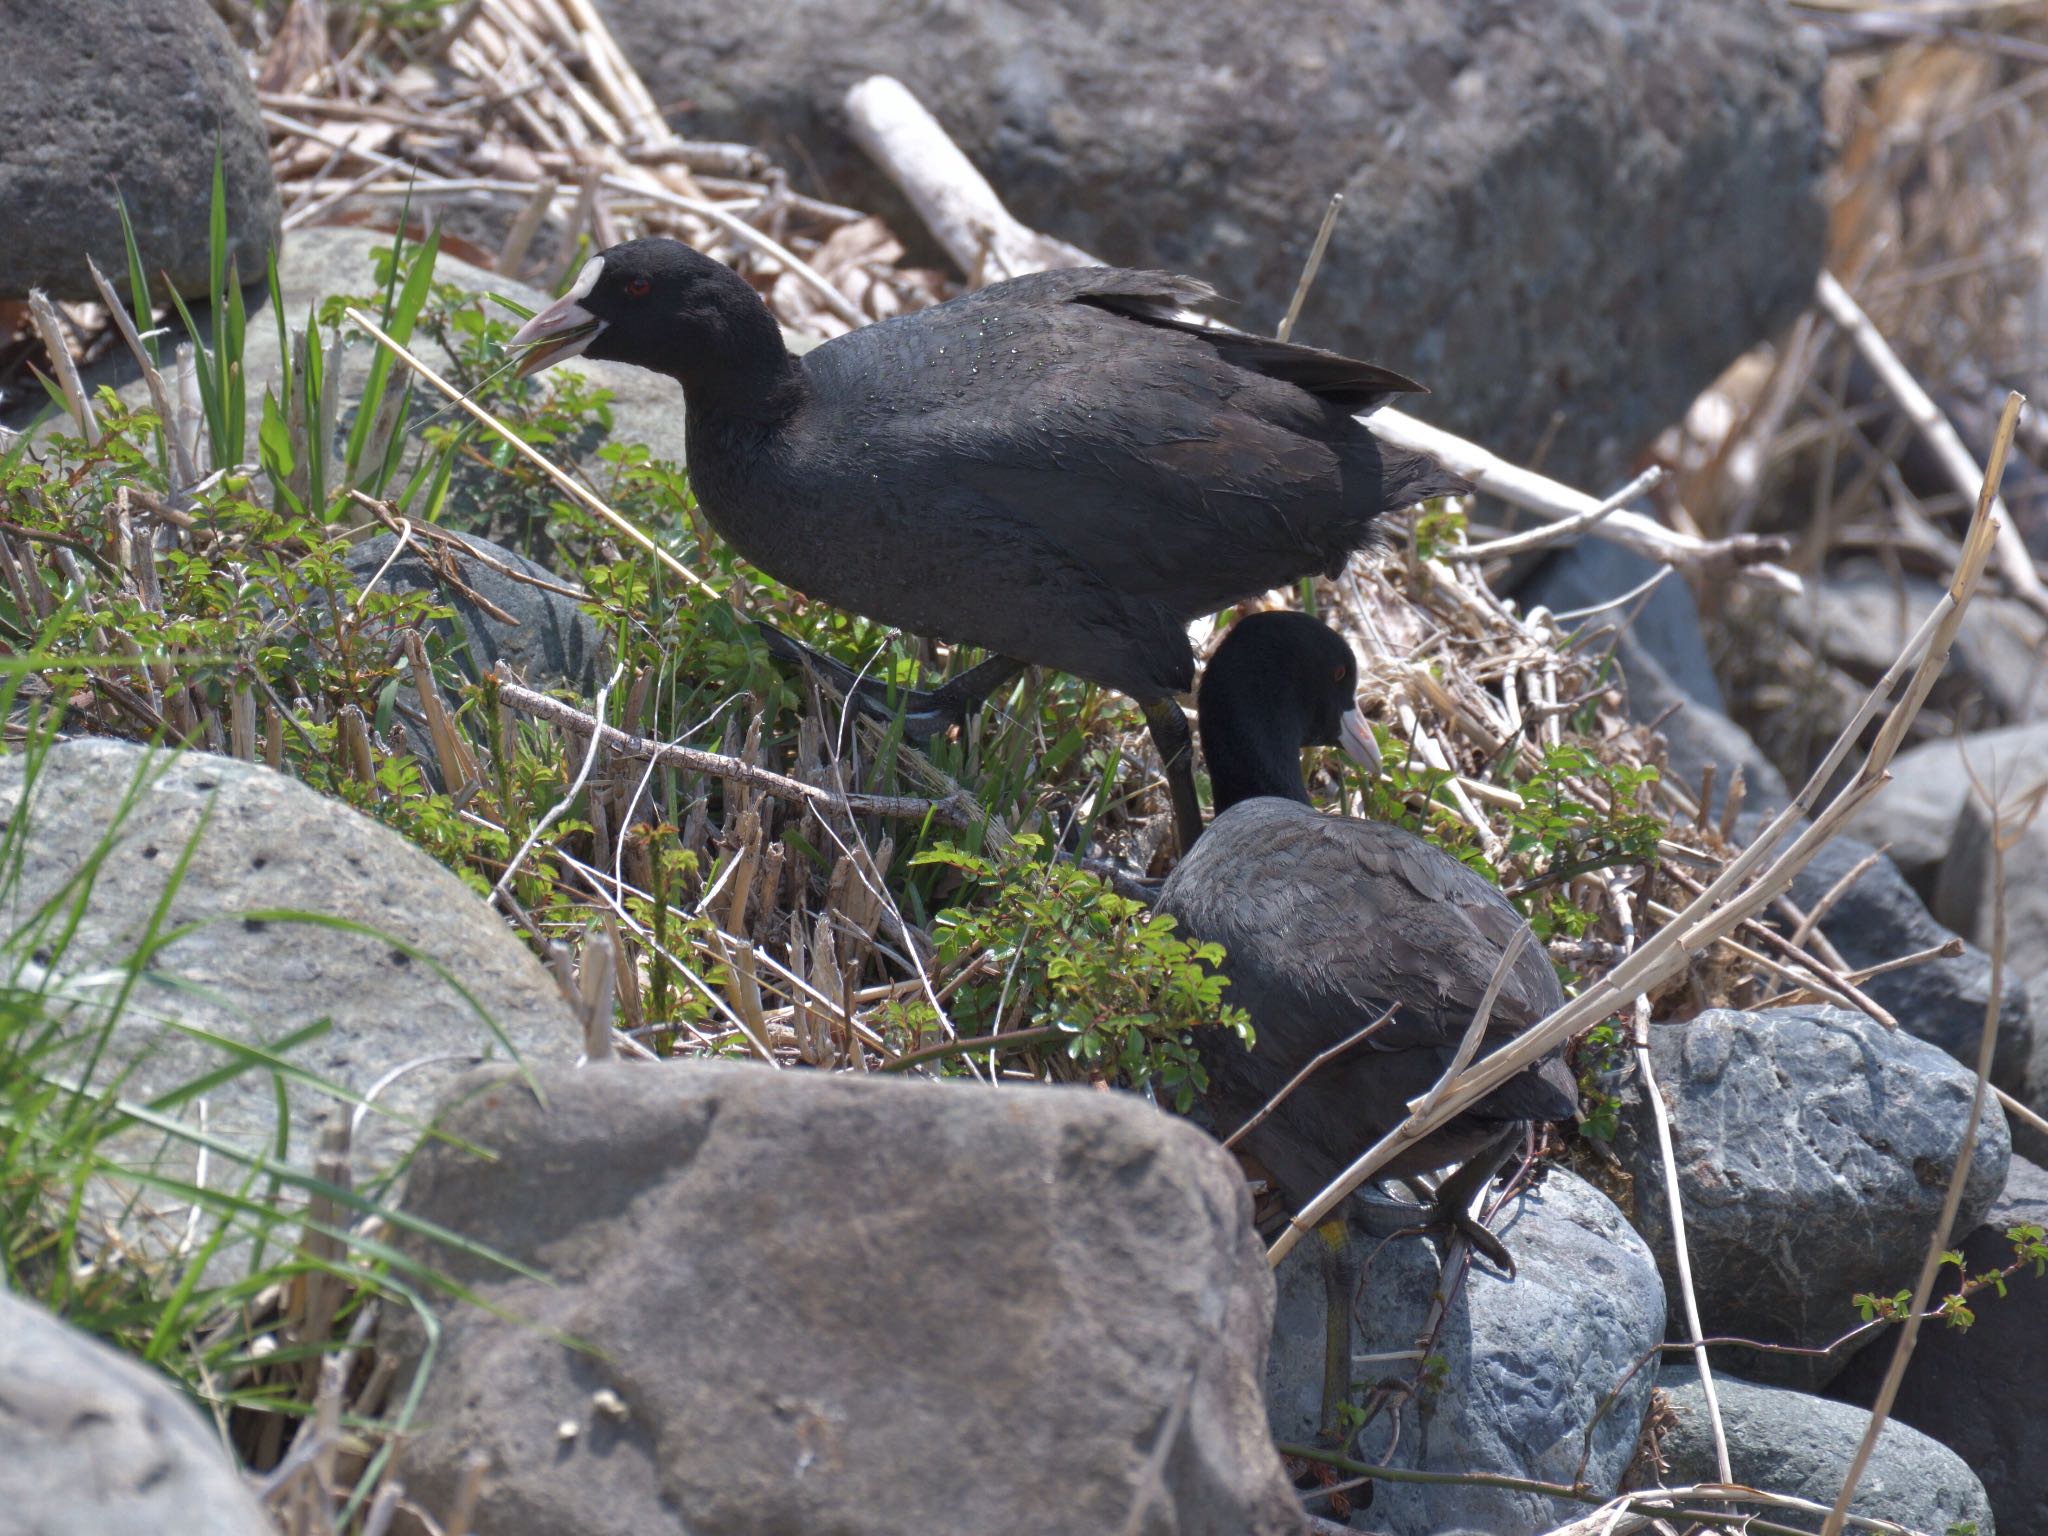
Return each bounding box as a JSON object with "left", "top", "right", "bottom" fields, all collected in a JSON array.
[
  {"left": 497, "top": 675, "right": 991, "bottom": 830},
  {"left": 1997, "top": 1083, "right": 2048, "bottom": 1140},
  {"left": 1372, "top": 407, "right": 1800, "bottom": 591},
  {"left": 283, "top": 159, "right": 396, "bottom": 232},
  {"left": 1817, "top": 268, "right": 2048, "bottom": 618},
  {"left": 1222, "top": 1006, "right": 1400, "bottom": 1152},
  {"left": 342, "top": 307, "right": 720, "bottom": 597},
  {"left": 1448, "top": 466, "right": 1666, "bottom": 563},
  {"left": 1612, "top": 873, "right": 1731, "bottom": 1487},
  {"left": 1276, "top": 192, "right": 1343, "bottom": 343},
  {"left": 84, "top": 258, "right": 200, "bottom": 489},
  {"left": 1820, "top": 765, "right": 2040, "bottom": 1536},
  {"left": 495, "top": 174, "right": 560, "bottom": 275},
  {"left": 1759, "top": 936, "right": 1964, "bottom": 1009},
  {"left": 1269, "top": 397, "right": 2016, "bottom": 1268},
  {"left": 553, "top": 167, "right": 605, "bottom": 287},
  {"left": 843, "top": 75, "right": 1096, "bottom": 283},
  {"left": 1790, "top": 844, "right": 1888, "bottom": 950},
  {"left": 1412, "top": 926, "right": 1530, "bottom": 1124},
  {"left": 26, "top": 291, "right": 99, "bottom": 446}
]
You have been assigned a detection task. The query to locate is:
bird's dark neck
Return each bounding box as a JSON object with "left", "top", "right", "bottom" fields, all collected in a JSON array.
[
  {"left": 1201, "top": 704, "right": 1312, "bottom": 815},
  {"left": 671, "top": 301, "right": 806, "bottom": 424}
]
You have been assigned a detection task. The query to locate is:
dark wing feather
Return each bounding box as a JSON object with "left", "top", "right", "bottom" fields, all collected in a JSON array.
[{"left": 799, "top": 267, "right": 1459, "bottom": 623}]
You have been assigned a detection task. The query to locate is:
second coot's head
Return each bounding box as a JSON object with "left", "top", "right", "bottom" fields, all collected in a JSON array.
[{"left": 1197, "top": 610, "right": 1381, "bottom": 815}]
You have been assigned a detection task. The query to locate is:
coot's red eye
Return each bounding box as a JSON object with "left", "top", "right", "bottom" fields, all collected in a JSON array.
[{"left": 625, "top": 276, "right": 651, "bottom": 298}]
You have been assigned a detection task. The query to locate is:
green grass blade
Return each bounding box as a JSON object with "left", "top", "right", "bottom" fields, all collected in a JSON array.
[
  {"left": 344, "top": 226, "right": 441, "bottom": 489},
  {"left": 162, "top": 287, "right": 225, "bottom": 472}
]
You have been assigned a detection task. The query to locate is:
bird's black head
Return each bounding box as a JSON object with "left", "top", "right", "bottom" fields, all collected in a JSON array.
[
  {"left": 1197, "top": 610, "right": 1379, "bottom": 815},
  {"left": 510, "top": 238, "right": 793, "bottom": 405}
]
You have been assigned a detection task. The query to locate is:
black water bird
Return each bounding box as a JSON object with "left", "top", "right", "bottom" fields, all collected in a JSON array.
[
  {"left": 1154, "top": 610, "right": 1577, "bottom": 1426},
  {"left": 510, "top": 238, "right": 1463, "bottom": 853}
]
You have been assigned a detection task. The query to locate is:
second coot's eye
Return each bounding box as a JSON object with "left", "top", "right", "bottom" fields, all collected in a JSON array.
[{"left": 625, "top": 276, "right": 651, "bottom": 298}]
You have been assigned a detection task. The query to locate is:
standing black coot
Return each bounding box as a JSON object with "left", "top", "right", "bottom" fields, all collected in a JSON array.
[
  {"left": 1155, "top": 611, "right": 1576, "bottom": 1426},
  {"left": 510, "top": 238, "right": 1463, "bottom": 853}
]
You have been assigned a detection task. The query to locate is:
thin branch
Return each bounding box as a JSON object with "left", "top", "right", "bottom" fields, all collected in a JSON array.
[
  {"left": 1221, "top": 1005, "right": 1399, "bottom": 1151},
  {"left": 1368, "top": 408, "right": 1799, "bottom": 590},
  {"left": 494, "top": 674, "right": 991, "bottom": 830},
  {"left": 1448, "top": 466, "right": 1665, "bottom": 562},
  {"left": 1614, "top": 877, "right": 1731, "bottom": 1485},
  {"left": 1821, "top": 651, "right": 2036, "bottom": 1535},
  {"left": 1277, "top": 192, "right": 1344, "bottom": 343}
]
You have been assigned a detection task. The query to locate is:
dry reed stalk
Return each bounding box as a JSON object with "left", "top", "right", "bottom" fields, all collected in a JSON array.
[
  {"left": 1819, "top": 740, "right": 2040, "bottom": 1535},
  {"left": 25, "top": 290, "right": 98, "bottom": 446},
  {"left": 1817, "top": 267, "right": 2048, "bottom": 616}
]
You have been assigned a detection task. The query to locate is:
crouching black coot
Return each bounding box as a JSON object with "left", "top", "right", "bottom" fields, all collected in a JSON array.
[
  {"left": 510, "top": 239, "right": 1462, "bottom": 853},
  {"left": 1155, "top": 610, "right": 1577, "bottom": 1430}
]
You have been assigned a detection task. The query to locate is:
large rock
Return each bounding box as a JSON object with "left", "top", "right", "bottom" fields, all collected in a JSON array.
[
  {"left": 0, "top": 1288, "right": 274, "bottom": 1536},
  {"left": 602, "top": 0, "right": 1825, "bottom": 490},
  {"left": 383, "top": 1063, "right": 1305, "bottom": 1536},
  {"left": 0, "top": 0, "right": 279, "bottom": 300},
  {"left": 1843, "top": 720, "right": 2048, "bottom": 892},
  {"left": 1649, "top": 1366, "right": 1996, "bottom": 1535},
  {"left": 1268, "top": 1172, "right": 1666, "bottom": 1534},
  {"left": 1778, "top": 829, "right": 2038, "bottom": 1110},
  {"left": 1612, "top": 1005, "right": 2010, "bottom": 1392},
  {"left": 0, "top": 739, "right": 576, "bottom": 1255},
  {"left": 1829, "top": 1155, "right": 2048, "bottom": 1536}
]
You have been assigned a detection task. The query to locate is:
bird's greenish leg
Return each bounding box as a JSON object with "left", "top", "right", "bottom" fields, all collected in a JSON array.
[
  {"left": 1428, "top": 1128, "right": 1523, "bottom": 1275},
  {"left": 755, "top": 621, "right": 1025, "bottom": 744},
  {"left": 1141, "top": 697, "right": 1203, "bottom": 856},
  {"left": 1316, "top": 1217, "right": 1355, "bottom": 1439}
]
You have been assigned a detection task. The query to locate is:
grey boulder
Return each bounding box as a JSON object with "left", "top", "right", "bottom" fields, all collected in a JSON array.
[
  {"left": 1829, "top": 1155, "right": 2048, "bottom": 1536},
  {"left": 1787, "top": 562, "right": 2048, "bottom": 735},
  {"left": 1649, "top": 1366, "right": 1995, "bottom": 1536},
  {"left": 602, "top": 0, "right": 1825, "bottom": 490},
  {"left": 0, "top": 738, "right": 576, "bottom": 1260},
  {"left": 1268, "top": 1171, "right": 1665, "bottom": 1534},
  {"left": 1781, "top": 832, "right": 2039, "bottom": 1111},
  {"left": 1844, "top": 719, "right": 2048, "bottom": 891},
  {"left": 0, "top": 0, "right": 279, "bottom": 301},
  {"left": 382, "top": 1062, "right": 1306, "bottom": 1536},
  {"left": 0, "top": 1288, "right": 273, "bottom": 1536},
  {"left": 1611, "top": 1005, "right": 2009, "bottom": 1391}
]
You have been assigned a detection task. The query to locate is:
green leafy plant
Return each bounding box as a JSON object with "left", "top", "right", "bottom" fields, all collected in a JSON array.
[
  {"left": 903, "top": 835, "right": 1249, "bottom": 1109},
  {"left": 1853, "top": 1222, "right": 2048, "bottom": 1333}
]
